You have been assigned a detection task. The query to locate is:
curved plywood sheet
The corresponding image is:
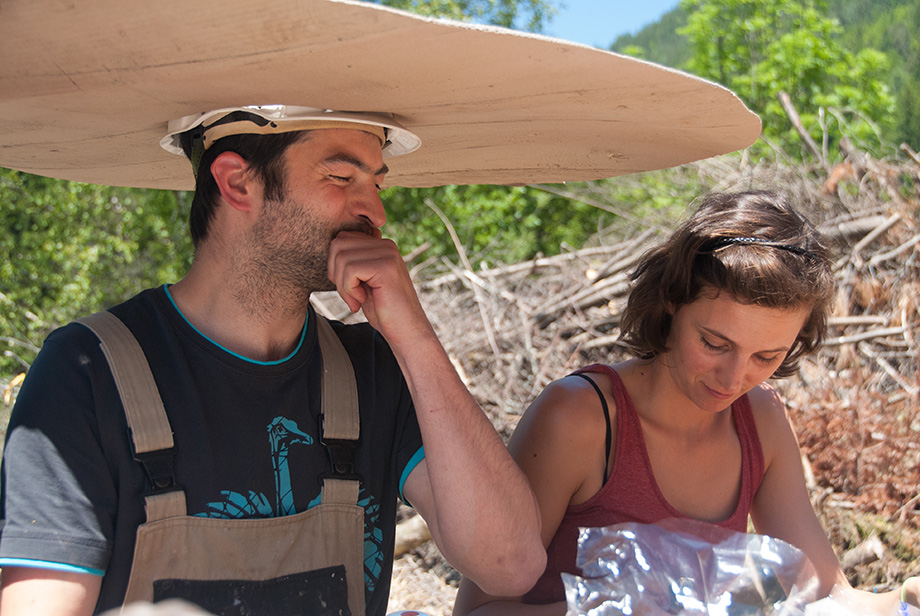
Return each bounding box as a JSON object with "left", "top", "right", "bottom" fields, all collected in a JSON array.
[{"left": 0, "top": 0, "right": 761, "bottom": 189}]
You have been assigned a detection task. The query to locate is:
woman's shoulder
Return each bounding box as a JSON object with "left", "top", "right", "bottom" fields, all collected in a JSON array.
[
  {"left": 536, "top": 372, "right": 611, "bottom": 427},
  {"left": 744, "top": 382, "right": 796, "bottom": 457},
  {"left": 745, "top": 382, "right": 790, "bottom": 420},
  {"left": 512, "top": 368, "right": 617, "bottom": 452},
  {"left": 510, "top": 368, "right": 619, "bottom": 508}
]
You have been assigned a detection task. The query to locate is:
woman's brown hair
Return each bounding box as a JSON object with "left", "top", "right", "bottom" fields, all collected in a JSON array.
[{"left": 619, "top": 191, "right": 835, "bottom": 377}]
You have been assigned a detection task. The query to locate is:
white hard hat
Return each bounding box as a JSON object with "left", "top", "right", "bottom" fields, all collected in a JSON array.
[{"left": 160, "top": 105, "right": 421, "bottom": 158}]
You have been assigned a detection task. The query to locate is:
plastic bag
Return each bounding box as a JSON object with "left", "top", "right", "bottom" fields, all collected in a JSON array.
[
  {"left": 562, "top": 519, "right": 821, "bottom": 616},
  {"left": 562, "top": 519, "right": 920, "bottom": 616}
]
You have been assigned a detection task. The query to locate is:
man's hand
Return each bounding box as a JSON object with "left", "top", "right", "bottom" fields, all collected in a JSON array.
[{"left": 328, "top": 231, "right": 434, "bottom": 350}]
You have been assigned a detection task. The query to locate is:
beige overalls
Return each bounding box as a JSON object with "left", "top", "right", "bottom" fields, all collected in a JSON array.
[{"left": 79, "top": 311, "right": 366, "bottom": 616}]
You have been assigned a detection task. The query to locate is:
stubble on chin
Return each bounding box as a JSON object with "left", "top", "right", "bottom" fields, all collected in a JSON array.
[
  {"left": 232, "top": 192, "right": 380, "bottom": 316},
  {"left": 231, "top": 207, "right": 335, "bottom": 316}
]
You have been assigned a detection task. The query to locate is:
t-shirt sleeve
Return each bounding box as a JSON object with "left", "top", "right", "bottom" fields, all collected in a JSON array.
[
  {"left": 386, "top": 352, "right": 425, "bottom": 507},
  {"left": 0, "top": 326, "right": 117, "bottom": 571}
]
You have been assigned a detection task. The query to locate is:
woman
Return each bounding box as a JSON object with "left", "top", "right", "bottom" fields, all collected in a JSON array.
[{"left": 454, "top": 191, "right": 919, "bottom": 615}]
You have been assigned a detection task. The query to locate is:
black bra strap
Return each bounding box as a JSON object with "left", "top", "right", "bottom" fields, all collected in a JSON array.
[{"left": 573, "top": 373, "right": 612, "bottom": 484}]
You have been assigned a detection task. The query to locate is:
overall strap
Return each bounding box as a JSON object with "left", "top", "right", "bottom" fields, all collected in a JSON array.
[
  {"left": 78, "top": 310, "right": 362, "bottom": 515},
  {"left": 77, "top": 311, "right": 186, "bottom": 519},
  {"left": 314, "top": 315, "right": 361, "bottom": 506}
]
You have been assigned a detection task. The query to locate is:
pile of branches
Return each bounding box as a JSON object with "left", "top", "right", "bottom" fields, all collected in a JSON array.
[
  {"left": 374, "top": 141, "right": 920, "bottom": 613},
  {"left": 414, "top": 146, "right": 919, "bottom": 426}
]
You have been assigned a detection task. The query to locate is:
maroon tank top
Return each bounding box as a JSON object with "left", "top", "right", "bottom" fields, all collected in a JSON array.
[{"left": 523, "top": 364, "right": 765, "bottom": 605}]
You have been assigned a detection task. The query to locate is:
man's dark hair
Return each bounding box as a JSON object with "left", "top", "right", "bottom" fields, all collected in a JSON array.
[{"left": 179, "top": 131, "right": 309, "bottom": 247}]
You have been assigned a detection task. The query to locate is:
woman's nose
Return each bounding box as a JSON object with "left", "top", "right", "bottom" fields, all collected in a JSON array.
[{"left": 716, "top": 357, "right": 747, "bottom": 392}]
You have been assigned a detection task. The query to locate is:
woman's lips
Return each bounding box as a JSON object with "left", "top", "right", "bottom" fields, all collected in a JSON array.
[{"left": 704, "top": 385, "right": 734, "bottom": 400}]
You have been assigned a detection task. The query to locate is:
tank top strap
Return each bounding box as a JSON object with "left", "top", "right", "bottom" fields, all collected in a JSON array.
[
  {"left": 571, "top": 364, "right": 635, "bottom": 484},
  {"left": 728, "top": 393, "right": 766, "bottom": 506},
  {"left": 570, "top": 373, "right": 612, "bottom": 484}
]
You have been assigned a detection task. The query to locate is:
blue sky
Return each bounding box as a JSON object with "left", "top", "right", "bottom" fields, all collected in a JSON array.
[{"left": 543, "top": 0, "right": 680, "bottom": 49}]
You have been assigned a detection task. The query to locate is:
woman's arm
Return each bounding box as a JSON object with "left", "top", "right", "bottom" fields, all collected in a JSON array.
[
  {"left": 748, "top": 384, "right": 844, "bottom": 594},
  {"left": 453, "top": 374, "right": 614, "bottom": 616},
  {"left": 748, "top": 384, "right": 920, "bottom": 611},
  {"left": 825, "top": 578, "right": 920, "bottom": 613}
]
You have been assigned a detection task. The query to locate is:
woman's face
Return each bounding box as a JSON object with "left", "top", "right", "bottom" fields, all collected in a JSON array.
[{"left": 662, "top": 291, "right": 809, "bottom": 413}]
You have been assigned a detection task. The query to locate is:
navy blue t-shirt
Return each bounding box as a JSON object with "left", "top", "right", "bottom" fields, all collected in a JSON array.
[{"left": 0, "top": 286, "right": 424, "bottom": 615}]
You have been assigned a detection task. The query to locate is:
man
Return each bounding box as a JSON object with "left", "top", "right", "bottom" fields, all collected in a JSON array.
[{"left": 0, "top": 107, "right": 545, "bottom": 615}]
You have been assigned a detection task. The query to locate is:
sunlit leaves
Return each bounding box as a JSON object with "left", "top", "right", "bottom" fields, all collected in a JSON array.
[
  {"left": 372, "top": 0, "right": 556, "bottom": 33},
  {"left": 0, "top": 168, "right": 192, "bottom": 373},
  {"left": 678, "top": 0, "right": 895, "bottom": 158}
]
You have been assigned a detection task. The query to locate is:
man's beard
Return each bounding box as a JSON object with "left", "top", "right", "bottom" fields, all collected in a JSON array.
[{"left": 230, "top": 194, "right": 356, "bottom": 318}]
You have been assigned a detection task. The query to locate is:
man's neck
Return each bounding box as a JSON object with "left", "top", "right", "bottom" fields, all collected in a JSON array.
[{"left": 169, "top": 260, "right": 312, "bottom": 362}]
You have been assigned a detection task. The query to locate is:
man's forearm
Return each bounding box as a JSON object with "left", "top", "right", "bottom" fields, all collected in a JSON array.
[
  {"left": 326, "top": 235, "right": 545, "bottom": 591},
  {"left": 393, "top": 327, "right": 545, "bottom": 595}
]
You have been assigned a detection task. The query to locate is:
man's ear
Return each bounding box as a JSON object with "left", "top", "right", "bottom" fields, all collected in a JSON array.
[{"left": 209, "top": 152, "right": 256, "bottom": 212}]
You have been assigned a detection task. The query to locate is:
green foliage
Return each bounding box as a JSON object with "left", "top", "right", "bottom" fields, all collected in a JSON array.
[
  {"left": 373, "top": 0, "right": 556, "bottom": 32},
  {"left": 617, "top": 0, "right": 919, "bottom": 151},
  {"left": 899, "top": 81, "right": 920, "bottom": 151},
  {"left": 677, "top": 0, "right": 895, "bottom": 159},
  {"left": 837, "top": 0, "right": 920, "bottom": 148},
  {"left": 573, "top": 166, "right": 711, "bottom": 237},
  {"left": 0, "top": 168, "right": 192, "bottom": 374},
  {"left": 616, "top": 44, "right": 648, "bottom": 60},
  {"left": 381, "top": 164, "right": 712, "bottom": 266},
  {"left": 610, "top": 6, "right": 690, "bottom": 70},
  {"left": 835, "top": 0, "right": 918, "bottom": 80},
  {"left": 382, "top": 184, "right": 601, "bottom": 265}
]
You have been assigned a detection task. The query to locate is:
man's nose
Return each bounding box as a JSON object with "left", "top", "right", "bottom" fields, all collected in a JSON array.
[{"left": 353, "top": 185, "right": 387, "bottom": 229}]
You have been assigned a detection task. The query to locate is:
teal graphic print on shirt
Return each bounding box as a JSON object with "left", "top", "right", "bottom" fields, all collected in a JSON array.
[
  {"left": 200, "top": 416, "right": 312, "bottom": 517},
  {"left": 197, "top": 416, "right": 384, "bottom": 596},
  {"left": 268, "top": 416, "right": 313, "bottom": 515}
]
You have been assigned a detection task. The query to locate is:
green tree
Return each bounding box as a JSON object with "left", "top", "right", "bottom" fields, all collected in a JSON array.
[
  {"left": 374, "top": 0, "right": 556, "bottom": 32},
  {"left": 889, "top": 3, "right": 920, "bottom": 150},
  {"left": 678, "top": 0, "right": 895, "bottom": 158},
  {"left": 382, "top": 184, "right": 605, "bottom": 266},
  {"left": 899, "top": 81, "right": 920, "bottom": 151},
  {"left": 0, "top": 169, "right": 192, "bottom": 376},
  {"left": 611, "top": 6, "right": 689, "bottom": 70}
]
